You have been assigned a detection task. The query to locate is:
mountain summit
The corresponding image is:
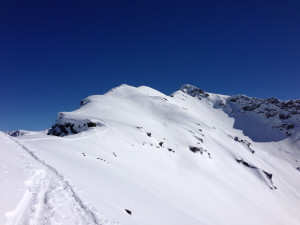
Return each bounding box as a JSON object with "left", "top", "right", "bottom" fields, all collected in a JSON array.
[
  {"left": 1, "top": 84, "right": 300, "bottom": 225},
  {"left": 48, "top": 84, "right": 299, "bottom": 141}
]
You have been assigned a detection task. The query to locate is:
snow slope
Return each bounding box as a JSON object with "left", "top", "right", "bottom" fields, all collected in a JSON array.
[{"left": 1, "top": 84, "right": 300, "bottom": 225}]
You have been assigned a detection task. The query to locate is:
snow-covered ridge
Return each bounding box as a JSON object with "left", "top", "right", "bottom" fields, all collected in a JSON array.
[
  {"left": 179, "top": 85, "right": 299, "bottom": 141},
  {"left": 3, "top": 84, "right": 300, "bottom": 225},
  {"left": 46, "top": 84, "right": 299, "bottom": 138}
]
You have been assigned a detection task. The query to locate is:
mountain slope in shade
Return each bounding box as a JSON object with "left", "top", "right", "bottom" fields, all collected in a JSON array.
[{"left": 1, "top": 84, "right": 300, "bottom": 225}]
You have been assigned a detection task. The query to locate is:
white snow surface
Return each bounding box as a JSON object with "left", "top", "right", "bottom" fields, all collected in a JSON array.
[{"left": 1, "top": 84, "right": 300, "bottom": 225}]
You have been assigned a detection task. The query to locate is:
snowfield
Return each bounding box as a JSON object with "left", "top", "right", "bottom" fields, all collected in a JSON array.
[{"left": 1, "top": 84, "right": 300, "bottom": 225}]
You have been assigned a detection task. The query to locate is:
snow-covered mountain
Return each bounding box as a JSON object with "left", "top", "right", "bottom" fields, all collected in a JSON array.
[{"left": 1, "top": 84, "right": 300, "bottom": 225}]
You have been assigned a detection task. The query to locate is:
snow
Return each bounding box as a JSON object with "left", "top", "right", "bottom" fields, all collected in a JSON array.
[{"left": 1, "top": 84, "right": 300, "bottom": 224}]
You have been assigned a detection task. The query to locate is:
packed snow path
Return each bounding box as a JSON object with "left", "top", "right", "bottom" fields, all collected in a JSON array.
[{"left": 1, "top": 132, "right": 110, "bottom": 225}]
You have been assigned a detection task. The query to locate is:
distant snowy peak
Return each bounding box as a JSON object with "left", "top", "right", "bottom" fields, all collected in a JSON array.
[
  {"left": 178, "top": 84, "right": 299, "bottom": 139},
  {"left": 226, "top": 95, "right": 300, "bottom": 135},
  {"left": 227, "top": 94, "right": 300, "bottom": 119}
]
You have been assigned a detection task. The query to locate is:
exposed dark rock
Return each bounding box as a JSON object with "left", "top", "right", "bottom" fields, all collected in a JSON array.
[
  {"left": 242, "top": 104, "right": 260, "bottom": 112},
  {"left": 48, "top": 124, "right": 76, "bottom": 136},
  {"left": 218, "top": 101, "right": 226, "bottom": 107},
  {"left": 48, "top": 121, "right": 99, "bottom": 136},
  {"left": 263, "top": 171, "right": 272, "bottom": 179},
  {"left": 87, "top": 122, "right": 97, "bottom": 127},
  {"left": 189, "top": 146, "right": 203, "bottom": 154},
  {"left": 236, "top": 159, "right": 276, "bottom": 189},
  {"left": 279, "top": 113, "right": 291, "bottom": 120},
  {"left": 180, "top": 84, "right": 210, "bottom": 99},
  {"left": 229, "top": 98, "right": 237, "bottom": 102},
  {"left": 168, "top": 148, "right": 175, "bottom": 153},
  {"left": 190, "top": 146, "right": 201, "bottom": 153},
  {"left": 236, "top": 159, "right": 256, "bottom": 168},
  {"left": 233, "top": 137, "right": 254, "bottom": 153},
  {"left": 159, "top": 142, "right": 164, "bottom": 147},
  {"left": 189, "top": 146, "right": 211, "bottom": 158},
  {"left": 6, "top": 130, "right": 25, "bottom": 137},
  {"left": 147, "top": 132, "right": 152, "bottom": 137},
  {"left": 125, "top": 209, "right": 132, "bottom": 215},
  {"left": 287, "top": 123, "right": 294, "bottom": 130}
]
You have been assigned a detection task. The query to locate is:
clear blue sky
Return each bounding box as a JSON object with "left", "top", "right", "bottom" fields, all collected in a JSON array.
[{"left": 1, "top": 0, "right": 299, "bottom": 131}]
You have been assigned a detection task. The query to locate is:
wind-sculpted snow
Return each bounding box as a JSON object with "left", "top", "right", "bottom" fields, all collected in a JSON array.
[{"left": 2, "top": 84, "right": 300, "bottom": 225}]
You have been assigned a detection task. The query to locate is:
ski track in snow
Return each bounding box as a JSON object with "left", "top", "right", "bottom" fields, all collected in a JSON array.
[{"left": 5, "top": 135, "right": 114, "bottom": 225}]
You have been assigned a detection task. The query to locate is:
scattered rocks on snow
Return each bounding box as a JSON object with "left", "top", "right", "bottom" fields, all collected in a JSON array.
[
  {"left": 235, "top": 159, "right": 256, "bottom": 168},
  {"left": 189, "top": 146, "right": 211, "bottom": 158},
  {"left": 233, "top": 136, "right": 255, "bottom": 154},
  {"left": 167, "top": 148, "right": 175, "bottom": 153},
  {"left": 236, "top": 159, "right": 277, "bottom": 189},
  {"left": 194, "top": 136, "right": 204, "bottom": 143},
  {"left": 48, "top": 120, "right": 100, "bottom": 136},
  {"left": 97, "top": 157, "right": 106, "bottom": 162}
]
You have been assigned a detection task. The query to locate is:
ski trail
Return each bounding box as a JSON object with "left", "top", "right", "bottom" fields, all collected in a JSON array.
[{"left": 6, "top": 135, "right": 113, "bottom": 225}]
